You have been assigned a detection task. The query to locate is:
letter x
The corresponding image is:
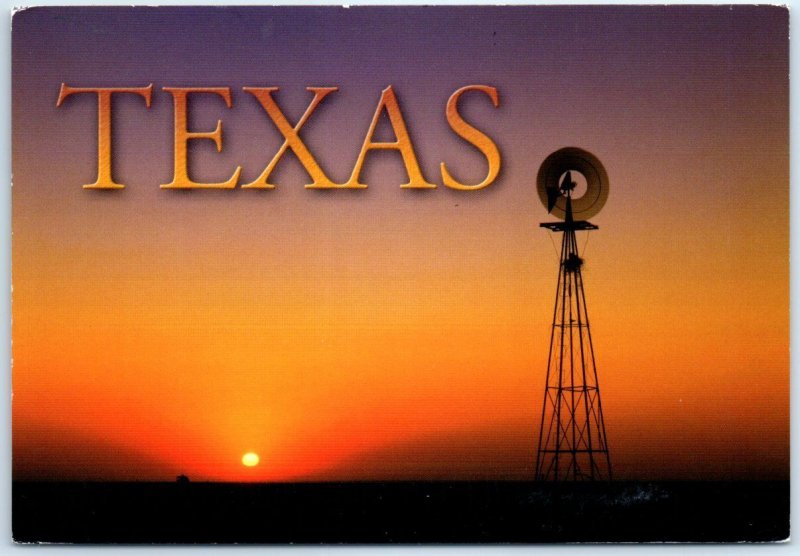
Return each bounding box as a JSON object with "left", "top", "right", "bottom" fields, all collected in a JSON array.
[{"left": 242, "top": 87, "right": 339, "bottom": 188}]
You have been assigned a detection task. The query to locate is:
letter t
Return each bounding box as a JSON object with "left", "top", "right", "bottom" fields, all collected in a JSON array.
[{"left": 56, "top": 83, "right": 153, "bottom": 189}]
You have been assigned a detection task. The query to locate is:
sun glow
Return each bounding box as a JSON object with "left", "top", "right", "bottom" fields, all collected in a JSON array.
[{"left": 242, "top": 452, "right": 260, "bottom": 467}]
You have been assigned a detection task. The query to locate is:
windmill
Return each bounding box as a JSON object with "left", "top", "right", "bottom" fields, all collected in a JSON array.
[{"left": 534, "top": 147, "right": 612, "bottom": 481}]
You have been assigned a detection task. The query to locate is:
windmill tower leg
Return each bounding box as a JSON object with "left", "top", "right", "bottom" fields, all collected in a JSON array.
[{"left": 535, "top": 224, "right": 612, "bottom": 481}]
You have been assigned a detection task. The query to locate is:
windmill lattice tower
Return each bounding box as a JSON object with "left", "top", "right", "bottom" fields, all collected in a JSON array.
[{"left": 534, "top": 148, "right": 612, "bottom": 481}]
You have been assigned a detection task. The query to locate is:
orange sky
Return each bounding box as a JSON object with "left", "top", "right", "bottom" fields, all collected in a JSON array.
[{"left": 12, "top": 6, "right": 788, "bottom": 481}]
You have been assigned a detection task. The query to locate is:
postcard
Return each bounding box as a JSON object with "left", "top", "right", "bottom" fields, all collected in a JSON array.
[{"left": 11, "top": 5, "right": 789, "bottom": 543}]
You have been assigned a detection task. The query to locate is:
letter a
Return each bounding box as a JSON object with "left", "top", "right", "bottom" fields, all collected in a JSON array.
[{"left": 344, "top": 86, "right": 436, "bottom": 189}]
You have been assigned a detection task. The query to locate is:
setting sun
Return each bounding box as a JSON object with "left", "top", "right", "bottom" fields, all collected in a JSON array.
[{"left": 242, "top": 452, "right": 260, "bottom": 467}]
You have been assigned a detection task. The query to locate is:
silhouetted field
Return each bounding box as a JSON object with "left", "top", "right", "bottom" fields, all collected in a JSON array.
[{"left": 13, "top": 480, "right": 788, "bottom": 543}]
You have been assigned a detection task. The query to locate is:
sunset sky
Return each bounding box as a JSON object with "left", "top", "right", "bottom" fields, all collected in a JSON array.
[{"left": 12, "top": 6, "right": 788, "bottom": 481}]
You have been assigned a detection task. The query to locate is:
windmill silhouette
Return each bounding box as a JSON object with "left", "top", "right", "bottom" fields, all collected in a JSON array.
[{"left": 534, "top": 147, "right": 612, "bottom": 481}]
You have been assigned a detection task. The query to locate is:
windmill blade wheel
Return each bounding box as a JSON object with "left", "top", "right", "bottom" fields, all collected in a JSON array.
[{"left": 536, "top": 147, "right": 609, "bottom": 220}]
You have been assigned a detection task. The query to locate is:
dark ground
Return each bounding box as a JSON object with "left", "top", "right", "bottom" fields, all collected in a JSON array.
[{"left": 12, "top": 480, "right": 789, "bottom": 543}]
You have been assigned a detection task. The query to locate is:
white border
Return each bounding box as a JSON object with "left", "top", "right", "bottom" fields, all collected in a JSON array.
[{"left": 1, "top": 1, "right": 794, "bottom": 554}]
